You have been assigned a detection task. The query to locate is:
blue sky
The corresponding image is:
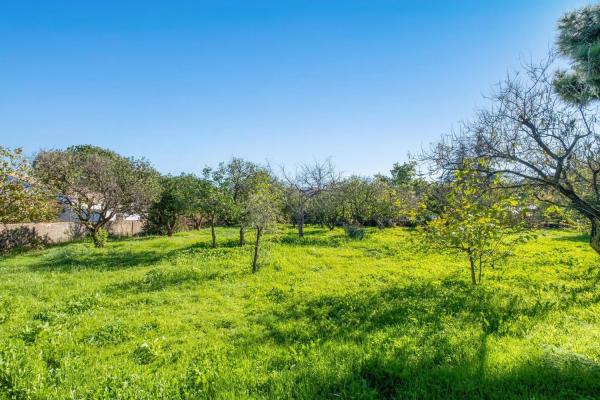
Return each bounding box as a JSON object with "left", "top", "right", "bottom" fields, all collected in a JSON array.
[{"left": 0, "top": 1, "right": 593, "bottom": 176}]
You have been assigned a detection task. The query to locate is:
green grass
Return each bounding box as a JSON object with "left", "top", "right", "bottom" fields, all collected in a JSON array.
[{"left": 0, "top": 227, "right": 599, "bottom": 399}]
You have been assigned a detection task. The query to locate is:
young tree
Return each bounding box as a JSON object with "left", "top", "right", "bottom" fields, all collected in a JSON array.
[
  {"left": 420, "top": 161, "right": 526, "bottom": 285},
  {"left": 198, "top": 168, "right": 232, "bottom": 248},
  {"left": 215, "top": 158, "right": 263, "bottom": 246},
  {"left": 283, "top": 159, "right": 337, "bottom": 237},
  {"left": 0, "top": 146, "right": 56, "bottom": 224},
  {"left": 246, "top": 176, "right": 281, "bottom": 273},
  {"left": 34, "top": 145, "right": 160, "bottom": 247}
]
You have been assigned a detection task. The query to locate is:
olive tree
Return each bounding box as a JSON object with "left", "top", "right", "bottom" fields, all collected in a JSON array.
[
  {"left": 198, "top": 168, "right": 233, "bottom": 248},
  {"left": 215, "top": 158, "right": 264, "bottom": 246},
  {"left": 34, "top": 145, "right": 160, "bottom": 247},
  {"left": 246, "top": 175, "right": 281, "bottom": 273}
]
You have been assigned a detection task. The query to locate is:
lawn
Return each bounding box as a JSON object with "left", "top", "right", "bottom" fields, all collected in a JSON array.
[{"left": 0, "top": 227, "right": 599, "bottom": 399}]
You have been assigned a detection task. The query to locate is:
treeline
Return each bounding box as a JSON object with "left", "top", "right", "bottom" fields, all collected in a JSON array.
[
  {"left": 2, "top": 144, "right": 578, "bottom": 244},
  {"left": 3, "top": 3, "right": 600, "bottom": 278}
]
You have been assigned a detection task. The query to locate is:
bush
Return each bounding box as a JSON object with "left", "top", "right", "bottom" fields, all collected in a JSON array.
[
  {"left": 0, "top": 226, "right": 49, "bottom": 253},
  {"left": 93, "top": 228, "right": 109, "bottom": 248},
  {"left": 344, "top": 225, "right": 366, "bottom": 240}
]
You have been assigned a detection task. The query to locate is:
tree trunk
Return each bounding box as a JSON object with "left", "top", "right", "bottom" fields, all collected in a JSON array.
[
  {"left": 468, "top": 254, "right": 477, "bottom": 285},
  {"left": 90, "top": 226, "right": 107, "bottom": 248},
  {"left": 590, "top": 217, "right": 600, "bottom": 255},
  {"left": 91, "top": 229, "right": 102, "bottom": 248},
  {"left": 239, "top": 225, "right": 245, "bottom": 246},
  {"left": 252, "top": 227, "right": 262, "bottom": 273},
  {"left": 297, "top": 206, "right": 305, "bottom": 238},
  {"left": 210, "top": 220, "right": 216, "bottom": 248},
  {"left": 478, "top": 255, "right": 482, "bottom": 284}
]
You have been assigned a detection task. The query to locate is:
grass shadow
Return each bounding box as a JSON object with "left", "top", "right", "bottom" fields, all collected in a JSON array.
[
  {"left": 105, "top": 268, "right": 221, "bottom": 294},
  {"left": 277, "top": 233, "right": 348, "bottom": 248},
  {"left": 554, "top": 233, "right": 590, "bottom": 243},
  {"left": 27, "top": 248, "right": 169, "bottom": 272}
]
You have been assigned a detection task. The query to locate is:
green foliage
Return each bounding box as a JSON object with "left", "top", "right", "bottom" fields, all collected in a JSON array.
[
  {"left": 247, "top": 176, "right": 282, "bottom": 272},
  {"left": 343, "top": 224, "right": 366, "bottom": 240},
  {"left": 0, "top": 146, "right": 56, "bottom": 225},
  {"left": 419, "top": 161, "right": 529, "bottom": 284},
  {"left": 34, "top": 145, "right": 160, "bottom": 246},
  {"left": 93, "top": 228, "right": 109, "bottom": 248},
  {"left": 145, "top": 174, "right": 204, "bottom": 236},
  {"left": 389, "top": 161, "right": 417, "bottom": 187},
  {"left": 0, "top": 227, "right": 598, "bottom": 398},
  {"left": 555, "top": 4, "right": 600, "bottom": 103}
]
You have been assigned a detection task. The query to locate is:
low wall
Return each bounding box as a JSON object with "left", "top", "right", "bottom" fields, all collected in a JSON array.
[{"left": 0, "top": 220, "right": 144, "bottom": 244}]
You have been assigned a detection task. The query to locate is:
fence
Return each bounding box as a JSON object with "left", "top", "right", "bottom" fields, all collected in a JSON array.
[{"left": 0, "top": 220, "right": 144, "bottom": 247}]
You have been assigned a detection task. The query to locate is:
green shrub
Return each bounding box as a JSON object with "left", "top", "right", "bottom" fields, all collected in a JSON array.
[
  {"left": 93, "top": 228, "right": 109, "bottom": 248},
  {"left": 344, "top": 225, "right": 366, "bottom": 240}
]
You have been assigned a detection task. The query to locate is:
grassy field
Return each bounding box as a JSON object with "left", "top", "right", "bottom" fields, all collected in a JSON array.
[{"left": 0, "top": 227, "right": 599, "bottom": 399}]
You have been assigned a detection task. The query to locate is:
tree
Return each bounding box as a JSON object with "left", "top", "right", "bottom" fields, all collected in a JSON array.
[
  {"left": 0, "top": 146, "right": 56, "bottom": 224},
  {"left": 390, "top": 161, "right": 417, "bottom": 187},
  {"left": 215, "top": 158, "right": 264, "bottom": 246},
  {"left": 339, "top": 176, "right": 375, "bottom": 226},
  {"left": 309, "top": 184, "right": 346, "bottom": 230},
  {"left": 198, "top": 168, "right": 232, "bottom": 248},
  {"left": 427, "top": 57, "right": 600, "bottom": 256},
  {"left": 146, "top": 174, "right": 195, "bottom": 236},
  {"left": 283, "top": 159, "right": 337, "bottom": 237},
  {"left": 420, "top": 161, "right": 526, "bottom": 285},
  {"left": 554, "top": 4, "right": 600, "bottom": 103},
  {"left": 34, "top": 145, "right": 160, "bottom": 247},
  {"left": 246, "top": 176, "right": 281, "bottom": 273}
]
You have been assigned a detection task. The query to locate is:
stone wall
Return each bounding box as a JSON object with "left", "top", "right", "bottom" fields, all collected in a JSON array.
[{"left": 0, "top": 220, "right": 144, "bottom": 245}]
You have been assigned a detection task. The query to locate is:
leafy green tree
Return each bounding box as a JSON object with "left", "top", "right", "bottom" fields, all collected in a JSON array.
[
  {"left": 390, "top": 161, "right": 417, "bottom": 187},
  {"left": 215, "top": 158, "right": 264, "bottom": 246},
  {"left": 555, "top": 4, "right": 600, "bottom": 103},
  {"left": 420, "top": 161, "right": 526, "bottom": 285},
  {"left": 0, "top": 146, "right": 56, "bottom": 224},
  {"left": 146, "top": 174, "right": 197, "bottom": 236},
  {"left": 34, "top": 145, "right": 160, "bottom": 247},
  {"left": 246, "top": 175, "right": 281, "bottom": 273},
  {"left": 199, "top": 168, "right": 233, "bottom": 248}
]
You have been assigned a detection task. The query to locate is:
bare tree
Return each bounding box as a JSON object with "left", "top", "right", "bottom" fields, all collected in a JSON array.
[
  {"left": 282, "top": 159, "right": 337, "bottom": 237},
  {"left": 426, "top": 55, "right": 600, "bottom": 254}
]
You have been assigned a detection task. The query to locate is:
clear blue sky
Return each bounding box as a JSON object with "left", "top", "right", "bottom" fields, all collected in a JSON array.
[{"left": 0, "top": 1, "right": 593, "bottom": 176}]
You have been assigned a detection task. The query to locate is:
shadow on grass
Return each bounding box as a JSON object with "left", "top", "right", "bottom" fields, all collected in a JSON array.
[
  {"left": 185, "top": 238, "right": 242, "bottom": 250},
  {"left": 308, "top": 345, "right": 600, "bottom": 399},
  {"left": 554, "top": 233, "right": 590, "bottom": 243},
  {"left": 25, "top": 233, "right": 244, "bottom": 273},
  {"left": 105, "top": 268, "right": 221, "bottom": 294},
  {"left": 27, "top": 249, "right": 167, "bottom": 272},
  {"left": 249, "top": 278, "right": 600, "bottom": 399},
  {"left": 277, "top": 233, "right": 348, "bottom": 248}
]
